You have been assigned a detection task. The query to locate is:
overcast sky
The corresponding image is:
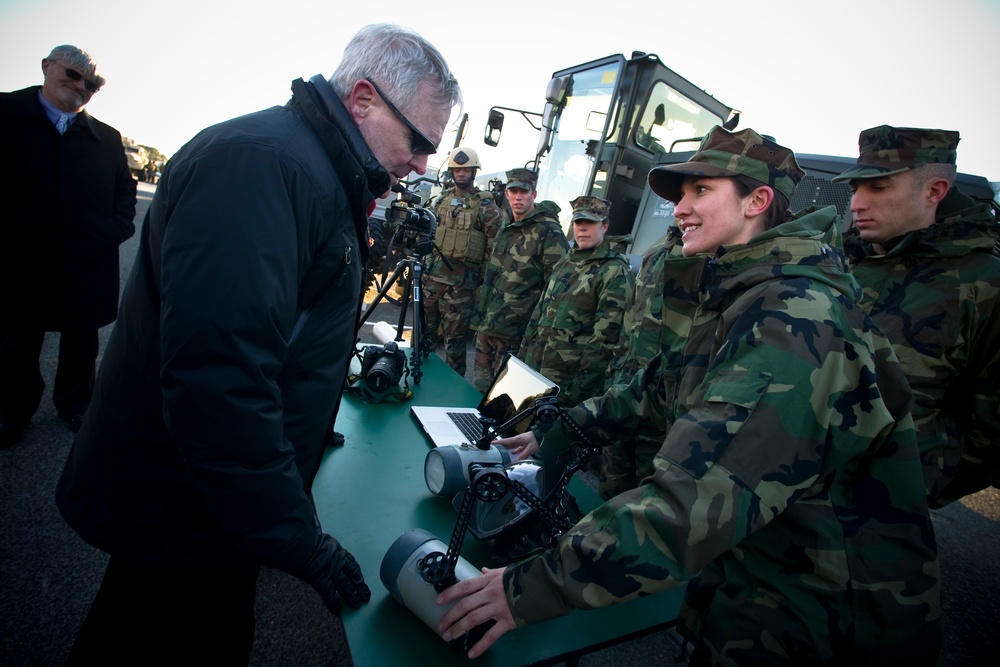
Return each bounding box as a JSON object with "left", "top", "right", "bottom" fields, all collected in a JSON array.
[{"left": 2, "top": 0, "right": 998, "bottom": 184}]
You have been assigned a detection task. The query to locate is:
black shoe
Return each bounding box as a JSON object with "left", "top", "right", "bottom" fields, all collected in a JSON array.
[
  {"left": 0, "top": 419, "right": 28, "bottom": 449},
  {"left": 58, "top": 411, "right": 85, "bottom": 434}
]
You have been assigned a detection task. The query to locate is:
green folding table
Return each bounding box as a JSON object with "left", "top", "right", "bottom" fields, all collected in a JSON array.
[{"left": 312, "top": 352, "right": 682, "bottom": 666}]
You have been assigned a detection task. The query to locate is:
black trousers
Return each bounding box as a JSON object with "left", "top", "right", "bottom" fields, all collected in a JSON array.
[
  {"left": 0, "top": 327, "right": 97, "bottom": 421},
  {"left": 66, "top": 557, "right": 259, "bottom": 666}
]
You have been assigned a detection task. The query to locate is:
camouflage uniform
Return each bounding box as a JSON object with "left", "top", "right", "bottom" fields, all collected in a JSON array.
[
  {"left": 471, "top": 170, "right": 568, "bottom": 392},
  {"left": 424, "top": 186, "right": 503, "bottom": 376},
  {"left": 598, "top": 226, "right": 684, "bottom": 498},
  {"left": 506, "top": 205, "right": 940, "bottom": 665},
  {"left": 834, "top": 126, "right": 1000, "bottom": 507},
  {"left": 502, "top": 129, "right": 940, "bottom": 665},
  {"left": 521, "top": 198, "right": 634, "bottom": 406}
]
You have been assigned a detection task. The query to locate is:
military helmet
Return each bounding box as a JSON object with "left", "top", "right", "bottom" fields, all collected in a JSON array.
[{"left": 447, "top": 146, "right": 481, "bottom": 170}]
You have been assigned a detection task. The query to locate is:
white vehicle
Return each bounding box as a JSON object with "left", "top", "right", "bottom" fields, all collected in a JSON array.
[{"left": 121, "top": 138, "right": 148, "bottom": 180}]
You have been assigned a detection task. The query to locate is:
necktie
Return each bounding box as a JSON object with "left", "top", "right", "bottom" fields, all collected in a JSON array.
[{"left": 56, "top": 114, "right": 70, "bottom": 135}]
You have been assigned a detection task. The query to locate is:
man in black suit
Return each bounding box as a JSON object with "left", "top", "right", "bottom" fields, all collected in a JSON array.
[{"left": 0, "top": 45, "right": 137, "bottom": 447}]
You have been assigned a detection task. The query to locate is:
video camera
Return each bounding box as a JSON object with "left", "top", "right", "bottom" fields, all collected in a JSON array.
[
  {"left": 487, "top": 177, "right": 508, "bottom": 208},
  {"left": 387, "top": 185, "right": 437, "bottom": 257}
]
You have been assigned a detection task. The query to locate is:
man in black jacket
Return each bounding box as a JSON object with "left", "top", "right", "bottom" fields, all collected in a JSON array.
[
  {"left": 0, "top": 45, "right": 137, "bottom": 447},
  {"left": 55, "top": 25, "right": 461, "bottom": 663}
]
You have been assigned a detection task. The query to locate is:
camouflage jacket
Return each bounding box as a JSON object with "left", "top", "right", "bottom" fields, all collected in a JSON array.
[
  {"left": 606, "top": 226, "right": 684, "bottom": 388},
  {"left": 426, "top": 186, "right": 504, "bottom": 286},
  {"left": 845, "top": 187, "right": 1000, "bottom": 507},
  {"left": 520, "top": 239, "right": 634, "bottom": 405},
  {"left": 470, "top": 206, "right": 569, "bottom": 341},
  {"left": 506, "top": 206, "right": 940, "bottom": 665}
]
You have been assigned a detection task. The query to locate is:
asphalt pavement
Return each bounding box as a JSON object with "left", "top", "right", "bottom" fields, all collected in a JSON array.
[{"left": 1, "top": 181, "right": 997, "bottom": 666}]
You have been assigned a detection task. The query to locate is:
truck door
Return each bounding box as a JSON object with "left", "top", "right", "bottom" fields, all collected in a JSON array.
[{"left": 534, "top": 56, "right": 627, "bottom": 235}]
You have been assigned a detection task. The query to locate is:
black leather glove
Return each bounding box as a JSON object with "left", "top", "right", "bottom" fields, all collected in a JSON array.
[{"left": 303, "top": 533, "right": 371, "bottom": 615}]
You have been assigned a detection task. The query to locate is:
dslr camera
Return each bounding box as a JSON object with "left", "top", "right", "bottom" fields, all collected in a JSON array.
[{"left": 359, "top": 340, "right": 407, "bottom": 392}]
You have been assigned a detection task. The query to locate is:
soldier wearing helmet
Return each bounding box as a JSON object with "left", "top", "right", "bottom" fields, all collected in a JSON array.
[{"left": 424, "top": 146, "right": 505, "bottom": 377}]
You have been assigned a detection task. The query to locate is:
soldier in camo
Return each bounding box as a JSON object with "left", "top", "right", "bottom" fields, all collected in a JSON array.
[
  {"left": 834, "top": 125, "right": 1000, "bottom": 507},
  {"left": 597, "top": 224, "right": 684, "bottom": 498},
  {"left": 520, "top": 197, "right": 634, "bottom": 406},
  {"left": 438, "top": 127, "right": 940, "bottom": 665},
  {"left": 470, "top": 168, "right": 568, "bottom": 392},
  {"left": 424, "top": 147, "right": 504, "bottom": 377}
]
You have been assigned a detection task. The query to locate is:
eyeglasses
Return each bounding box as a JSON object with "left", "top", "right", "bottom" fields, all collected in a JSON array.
[
  {"left": 60, "top": 64, "right": 102, "bottom": 93},
  {"left": 365, "top": 77, "right": 437, "bottom": 155}
]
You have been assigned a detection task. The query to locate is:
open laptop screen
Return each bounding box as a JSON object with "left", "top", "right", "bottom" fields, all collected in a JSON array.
[{"left": 479, "top": 355, "right": 559, "bottom": 429}]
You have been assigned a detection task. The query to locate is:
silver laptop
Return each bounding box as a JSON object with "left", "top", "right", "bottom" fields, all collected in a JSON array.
[{"left": 411, "top": 354, "right": 559, "bottom": 448}]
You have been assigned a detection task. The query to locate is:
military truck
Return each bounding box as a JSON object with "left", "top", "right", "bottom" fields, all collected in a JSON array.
[
  {"left": 121, "top": 137, "right": 148, "bottom": 181},
  {"left": 485, "top": 51, "right": 998, "bottom": 257}
]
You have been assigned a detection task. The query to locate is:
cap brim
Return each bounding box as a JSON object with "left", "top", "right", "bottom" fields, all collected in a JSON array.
[
  {"left": 831, "top": 164, "right": 913, "bottom": 183},
  {"left": 648, "top": 162, "right": 737, "bottom": 203},
  {"left": 506, "top": 181, "right": 533, "bottom": 190},
  {"left": 572, "top": 213, "right": 604, "bottom": 222}
]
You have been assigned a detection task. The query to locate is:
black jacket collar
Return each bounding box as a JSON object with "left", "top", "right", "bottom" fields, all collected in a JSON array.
[
  {"left": 291, "top": 76, "right": 390, "bottom": 201},
  {"left": 4, "top": 86, "right": 102, "bottom": 140}
]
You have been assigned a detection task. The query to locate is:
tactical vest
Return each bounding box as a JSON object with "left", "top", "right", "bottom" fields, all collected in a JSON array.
[{"left": 432, "top": 190, "right": 493, "bottom": 265}]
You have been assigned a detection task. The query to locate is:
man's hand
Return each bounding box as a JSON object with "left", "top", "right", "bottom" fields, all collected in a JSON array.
[
  {"left": 436, "top": 567, "right": 515, "bottom": 658},
  {"left": 493, "top": 432, "right": 539, "bottom": 461},
  {"left": 307, "top": 534, "right": 371, "bottom": 615}
]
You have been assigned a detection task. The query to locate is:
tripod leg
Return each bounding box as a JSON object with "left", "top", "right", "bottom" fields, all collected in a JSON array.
[
  {"left": 395, "top": 261, "right": 413, "bottom": 344},
  {"left": 411, "top": 260, "right": 425, "bottom": 384},
  {"left": 359, "top": 260, "right": 409, "bottom": 328}
]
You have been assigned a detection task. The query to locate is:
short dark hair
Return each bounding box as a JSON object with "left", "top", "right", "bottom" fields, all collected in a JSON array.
[
  {"left": 731, "top": 174, "right": 791, "bottom": 230},
  {"left": 912, "top": 162, "right": 958, "bottom": 188}
]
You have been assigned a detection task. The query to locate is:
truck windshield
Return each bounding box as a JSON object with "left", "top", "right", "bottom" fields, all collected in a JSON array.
[
  {"left": 534, "top": 57, "right": 727, "bottom": 233},
  {"left": 633, "top": 81, "right": 723, "bottom": 154},
  {"left": 535, "top": 61, "right": 620, "bottom": 218}
]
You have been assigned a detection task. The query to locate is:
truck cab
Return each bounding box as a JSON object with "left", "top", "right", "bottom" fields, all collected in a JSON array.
[
  {"left": 486, "top": 52, "right": 998, "bottom": 258},
  {"left": 485, "top": 52, "right": 739, "bottom": 253}
]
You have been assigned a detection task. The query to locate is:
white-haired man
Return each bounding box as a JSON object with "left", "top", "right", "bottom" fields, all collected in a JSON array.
[{"left": 56, "top": 25, "right": 461, "bottom": 663}]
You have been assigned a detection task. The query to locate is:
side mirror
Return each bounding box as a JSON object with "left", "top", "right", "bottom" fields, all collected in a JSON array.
[
  {"left": 484, "top": 109, "right": 505, "bottom": 147},
  {"left": 544, "top": 75, "right": 569, "bottom": 106}
]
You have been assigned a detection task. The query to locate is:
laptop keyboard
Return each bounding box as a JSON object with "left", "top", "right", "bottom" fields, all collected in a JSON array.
[{"left": 448, "top": 412, "right": 490, "bottom": 444}]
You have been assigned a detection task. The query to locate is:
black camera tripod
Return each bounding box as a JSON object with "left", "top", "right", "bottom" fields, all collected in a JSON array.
[
  {"left": 359, "top": 246, "right": 434, "bottom": 385},
  {"left": 360, "top": 180, "right": 456, "bottom": 385}
]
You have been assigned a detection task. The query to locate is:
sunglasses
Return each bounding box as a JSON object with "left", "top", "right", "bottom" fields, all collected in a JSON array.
[
  {"left": 365, "top": 77, "right": 437, "bottom": 155},
  {"left": 60, "top": 64, "right": 102, "bottom": 93}
]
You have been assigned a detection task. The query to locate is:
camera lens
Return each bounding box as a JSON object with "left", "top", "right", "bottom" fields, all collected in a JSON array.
[
  {"left": 365, "top": 343, "right": 403, "bottom": 393},
  {"left": 366, "top": 357, "right": 399, "bottom": 392}
]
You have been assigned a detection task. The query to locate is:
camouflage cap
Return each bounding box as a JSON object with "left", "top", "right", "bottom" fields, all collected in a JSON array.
[
  {"left": 831, "top": 125, "right": 960, "bottom": 182},
  {"left": 534, "top": 199, "right": 561, "bottom": 217},
  {"left": 506, "top": 168, "right": 538, "bottom": 191},
  {"left": 648, "top": 126, "right": 805, "bottom": 204},
  {"left": 570, "top": 196, "right": 610, "bottom": 224}
]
